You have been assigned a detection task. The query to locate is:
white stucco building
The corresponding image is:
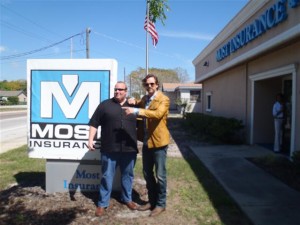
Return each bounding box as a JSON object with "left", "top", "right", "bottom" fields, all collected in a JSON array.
[{"left": 193, "top": 0, "right": 300, "bottom": 157}]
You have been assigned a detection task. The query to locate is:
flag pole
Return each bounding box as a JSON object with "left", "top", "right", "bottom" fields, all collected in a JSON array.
[{"left": 146, "top": 0, "right": 149, "bottom": 75}]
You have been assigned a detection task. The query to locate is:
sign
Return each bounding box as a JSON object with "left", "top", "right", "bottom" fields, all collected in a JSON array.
[
  {"left": 46, "top": 160, "right": 121, "bottom": 193},
  {"left": 216, "top": 0, "right": 300, "bottom": 61},
  {"left": 27, "top": 59, "right": 117, "bottom": 160}
]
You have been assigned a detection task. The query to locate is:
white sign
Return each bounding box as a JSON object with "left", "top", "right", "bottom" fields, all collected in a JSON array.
[{"left": 27, "top": 59, "right": 117, "bottom": 160}]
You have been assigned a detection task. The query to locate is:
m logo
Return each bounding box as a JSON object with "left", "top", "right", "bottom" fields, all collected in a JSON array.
[
  {"left": 30, "top": 69, "right": 110, "bottom": 124},
  {"left": 41, "top": 75, "right": 100, "bottom": 119}
]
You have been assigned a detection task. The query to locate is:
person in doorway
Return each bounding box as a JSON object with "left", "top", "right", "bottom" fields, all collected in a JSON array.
[
  {"left": 123, "top": 74, "right": 170, "bottom": 217},
  {"left": 272, "top": 93, "right": 285, "bottom": 153},
  {"left": 88, "top": 81, "right": 139, "bottom": 217}
]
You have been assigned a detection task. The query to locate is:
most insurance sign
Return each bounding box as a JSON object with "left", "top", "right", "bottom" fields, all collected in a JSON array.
[{"left": 27, "top": 59, "right": 117, "bottom": 160}]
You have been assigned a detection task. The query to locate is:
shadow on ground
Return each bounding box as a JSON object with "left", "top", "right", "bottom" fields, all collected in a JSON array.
[
  {"left": 0, "top": 170, "right": 149, "bottom": 225},
  {"left": 0, "top": 173, "right": 82, "bottom": 225},
  {"left": 167, "top": 117, "right": 253, "bottom": 225}
]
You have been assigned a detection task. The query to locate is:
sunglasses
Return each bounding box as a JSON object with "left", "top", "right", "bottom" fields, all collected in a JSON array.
[
  {"left": 114, "top": 88, "right": 126, "bottom": 91},
  {"left": 143, "top": 82, "right": 156, "bottom": 87}
]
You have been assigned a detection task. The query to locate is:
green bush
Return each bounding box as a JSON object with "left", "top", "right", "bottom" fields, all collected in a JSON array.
[
  {"left": 184, "top": 113, "right": 244, "bottom": 144},
  {"left": 7, "top": 96, "right": 19, "bottom": 105}
]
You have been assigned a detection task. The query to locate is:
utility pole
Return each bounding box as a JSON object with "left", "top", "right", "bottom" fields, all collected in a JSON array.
[
  {"left": 86, "top": 27, "right": 91, "bottom": 58},
  {"left": 124, "top": 67, "right": 126, "bottom": 82}
]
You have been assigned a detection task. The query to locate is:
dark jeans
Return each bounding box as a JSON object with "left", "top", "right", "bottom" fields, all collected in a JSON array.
[
  {"left": 142, "top": 145, "right": 167, "bottom": 208},
  {"left": 98, "top": 152, "right": 136, "bottom": 207}
]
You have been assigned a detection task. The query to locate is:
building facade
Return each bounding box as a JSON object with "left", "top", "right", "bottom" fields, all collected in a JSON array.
[
  {"left": 0, "top": 90, "right": 27, "bottom": 104},
  {"left": 193, "top": 0, "right": 300, "bottom": 157},
  {"left": 162, "top": 83, "right": 202, "bottom": 112}
]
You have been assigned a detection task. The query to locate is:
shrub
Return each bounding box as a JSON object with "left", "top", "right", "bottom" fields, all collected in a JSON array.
[
  {"left": 185, "top": 113, "right": 244, "bottom": 144},
  {"left": 7, "top": 96, "right": 19, "bottom": 105}
]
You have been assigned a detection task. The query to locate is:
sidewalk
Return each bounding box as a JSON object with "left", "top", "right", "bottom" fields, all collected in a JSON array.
[{"left": 188, "top": 144, "right": 300, "bottom": 225}]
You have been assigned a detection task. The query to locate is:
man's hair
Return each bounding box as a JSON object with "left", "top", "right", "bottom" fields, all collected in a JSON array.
[
  {"left": 116, "top": 81, "right": 127, "bottom": 90},
  {"left": 276, "top": 93, "right": 284, "bottom": 99},
  {"left": 142, "top": 74, "right": 159, "bottom": 90}
]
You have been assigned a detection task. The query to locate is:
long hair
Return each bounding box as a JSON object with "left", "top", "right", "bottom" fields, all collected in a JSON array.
[{"left": 142, "top": 74, "right": 159, "bottom": 90}]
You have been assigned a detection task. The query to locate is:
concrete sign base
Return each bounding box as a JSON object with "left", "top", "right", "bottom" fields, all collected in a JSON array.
[{"left": 46, "top": 160, "right": 121, "bottom": 193}]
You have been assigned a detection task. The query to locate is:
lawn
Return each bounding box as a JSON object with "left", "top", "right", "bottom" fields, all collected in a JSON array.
[{"left": 0, "top": 145, "right": 252, "bottom": 225}]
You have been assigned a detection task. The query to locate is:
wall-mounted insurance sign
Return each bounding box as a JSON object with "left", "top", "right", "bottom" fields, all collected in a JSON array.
[{"left": 27, "top": 59, "right": 117, "bottom": 160}]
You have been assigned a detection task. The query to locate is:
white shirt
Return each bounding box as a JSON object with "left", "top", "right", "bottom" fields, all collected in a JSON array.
[{"left": 272, "top": 101, "right": 284, "bottom": 118}]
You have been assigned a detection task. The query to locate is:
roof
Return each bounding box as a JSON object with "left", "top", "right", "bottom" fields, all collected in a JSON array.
[
  {"left": 0, "top": 90, "right": 26, "bottom": 97},
  {"left": 162, "top": 83, "right": 202, "bottom": 92},
  {"left": 162, "top": 83, "right": 182, "bottom": 92}
]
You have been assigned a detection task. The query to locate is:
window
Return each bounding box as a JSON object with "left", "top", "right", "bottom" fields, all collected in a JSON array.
[
  {"left": 206, "top": 92, "right": 212, "bottom": 112},
  {"left": 190, "top": 90, "right": 201, "bottom": 102}
]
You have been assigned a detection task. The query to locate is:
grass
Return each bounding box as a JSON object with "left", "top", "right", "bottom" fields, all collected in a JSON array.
[
  {"left": 0, "top": 107, "right": 26, "bottom": 112},
  {"left": 0, "top": 145, "right": 252, "bottom": 225},
  {"left": 0, "top": 145, "right": 45, "bottom": 190},
  {"left": 135, "top": 154, "right": 251, "bottom": 224}
]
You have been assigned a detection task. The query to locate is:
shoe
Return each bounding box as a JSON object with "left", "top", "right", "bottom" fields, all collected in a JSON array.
[
  {"left": 125, "top": 201, "right": 138, "bottom": 210},
  {"left": 137, "top": 202, "right": 152, "bottom": 211},
  {"left": 150, "top": 207, "right": 165, "bottom": 217},
  {"left": 95, "top": 207, "right": 105, "bottom": 217}
]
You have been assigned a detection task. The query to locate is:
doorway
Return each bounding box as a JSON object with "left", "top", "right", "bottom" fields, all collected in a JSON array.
[{"left": 250, "top": 64, "right": 296, "bottom": 158}]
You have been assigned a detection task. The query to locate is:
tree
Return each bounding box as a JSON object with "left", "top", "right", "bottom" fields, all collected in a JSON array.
[
  {"left": 174, "top": 67, "right": 190, "bottom": 83},
  {"left": 126, "top": 67, "right": 184, "bottom": 96},
  {"left": 148, "top": 0, "right": 170, "bottom": 25},
  {"left": 0, "top": 80, "right": 27, "bottom": 92}
]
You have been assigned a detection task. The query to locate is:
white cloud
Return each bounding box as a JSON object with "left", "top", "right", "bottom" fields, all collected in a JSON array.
[
  {"left": 0, "top": 46, "right": 6, "bottom": 52},
  {"left": 159, "top": 31, "right": 214, "bottom": 41}
]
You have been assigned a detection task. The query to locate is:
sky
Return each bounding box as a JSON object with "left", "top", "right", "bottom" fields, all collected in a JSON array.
[{"left": 0, "top": 0, "right": 248, "bottom": 82}]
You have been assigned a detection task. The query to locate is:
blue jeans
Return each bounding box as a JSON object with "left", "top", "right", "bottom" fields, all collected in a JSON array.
[
  {"left": 142, "top": 145, "right": 167, "bottom": 208},
  {"left": 98, "top": 152, "right": 136, "bottom": 207}
]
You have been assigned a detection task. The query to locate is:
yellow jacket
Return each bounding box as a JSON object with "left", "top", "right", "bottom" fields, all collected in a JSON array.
[{"left": 136, "top": 91, "right": 170, "bottom": 148}]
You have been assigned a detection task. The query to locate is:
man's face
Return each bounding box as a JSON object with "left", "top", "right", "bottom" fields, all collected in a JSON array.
[
  {"left": 143, "top": 77, "right": 158, "bottom": 96},
  {"left": 114, "top": 83, "right": 127, "bottom": 102}
]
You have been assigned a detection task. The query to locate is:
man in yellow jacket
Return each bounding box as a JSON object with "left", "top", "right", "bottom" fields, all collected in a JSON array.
[{"left": 123, "top": 74, "right": 170, "bottom": 217}]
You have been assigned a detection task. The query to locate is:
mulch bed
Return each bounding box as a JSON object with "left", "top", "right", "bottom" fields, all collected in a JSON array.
[{"left": 248, "top": 155, "right": 300, "bottom": 193}]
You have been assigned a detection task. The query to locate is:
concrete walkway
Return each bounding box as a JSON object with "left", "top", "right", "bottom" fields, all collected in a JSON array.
[{"left": 188, "top": 144, "right": 300, "bottom": 225}]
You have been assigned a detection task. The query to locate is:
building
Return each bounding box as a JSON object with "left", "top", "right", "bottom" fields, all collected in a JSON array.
[
  {"left": 0, "top": 90, "right": 27, "bottom": 104},
  {"left": 162, "top": 83, "right": 202, "bottom": 113},
  {"left": 193, "top": 0, "right": 300, "bottom": 157}
]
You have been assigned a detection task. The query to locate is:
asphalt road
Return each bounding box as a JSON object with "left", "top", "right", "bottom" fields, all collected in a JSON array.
[{"left": 0, "top": 110, "right": 27, "bottom": 154}]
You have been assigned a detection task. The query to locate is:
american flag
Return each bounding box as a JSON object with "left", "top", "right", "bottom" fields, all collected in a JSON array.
[{"left": 144, "top": 16, "right": 158, "bottom": 47}]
